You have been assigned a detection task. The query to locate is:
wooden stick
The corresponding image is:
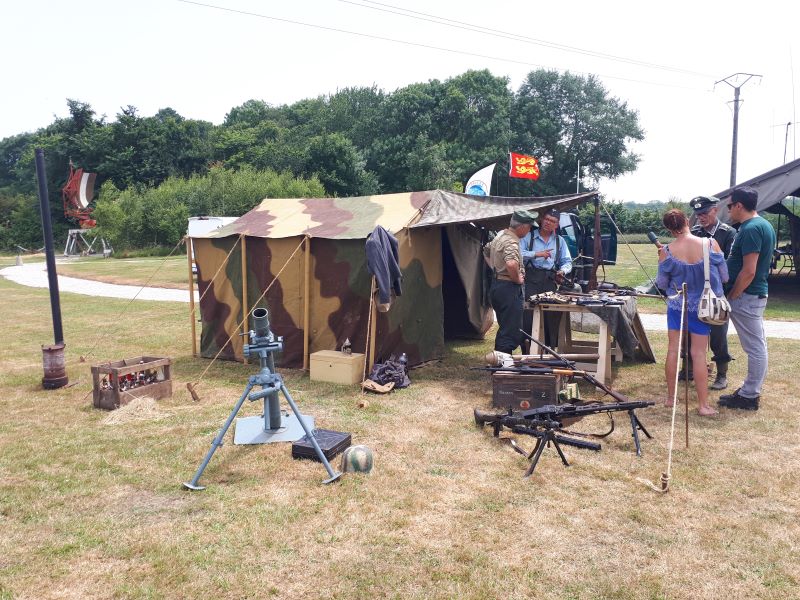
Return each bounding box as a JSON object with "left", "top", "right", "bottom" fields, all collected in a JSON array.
[
  {"left": 240, "top": 235, "right": 248, "bottom": 363},
  {"left": 368, "top": 276, "right": 378, "bottom": 373},
  {"left": 303, "top": 235, "right": 311, "bottom": 371},
  {"left": 187, "top": 236, "right": 197, "bottom": 357},
  {"left": 683, "top": 282, "right": 689, "bottom": 449}
]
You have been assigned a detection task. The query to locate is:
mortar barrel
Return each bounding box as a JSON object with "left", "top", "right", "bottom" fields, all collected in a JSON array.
[{"left": 252, "top": 307, "right": 270, "bottom": 338}]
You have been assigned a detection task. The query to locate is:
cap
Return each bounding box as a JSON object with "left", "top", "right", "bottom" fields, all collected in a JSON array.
[
  {"left": 690, "top": 196, "right": 719, "bottom": 214},
  {"left": 512, "top": 209, "right": 539, "bottom": 225}
]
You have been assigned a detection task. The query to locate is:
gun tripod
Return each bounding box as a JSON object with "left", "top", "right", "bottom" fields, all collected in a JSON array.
[
  {"left": 510, "top": 422, "right": 601, "bottom": 476},
  {"left": 183, "top": 308, "right": 341, "bottom": 490}
]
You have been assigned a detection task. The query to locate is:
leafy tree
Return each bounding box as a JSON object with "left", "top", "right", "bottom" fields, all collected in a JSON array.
[
  {"left": 93, "top": 166, "right": 325, "bottom": 250},
  {"left": 512, "top": 70, "right": 643, "bottom": 195},
  {"left": 304, "top": 133, "right": 378, "bottom": 196}
]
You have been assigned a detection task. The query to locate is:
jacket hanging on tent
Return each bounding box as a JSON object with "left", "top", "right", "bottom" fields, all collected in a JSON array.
[{"left": 365, "top": 225, "right": 402, "bottom": 312}]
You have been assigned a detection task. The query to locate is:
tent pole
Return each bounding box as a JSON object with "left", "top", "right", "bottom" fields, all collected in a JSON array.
[
  {"left": 240, "top": 234, "right": 249, "bottom": 362},
  {"left": 303, "top": 235, "right": 311, "bottom": 370},
  {"left": 588, "top": 196, "right": 602, "bottom": 291},
  {"left": 368, "top": 276, "right": 378, "bottom": 373},
  {"left": 187, "top": 236, "right": 197, "bottom": 357}
]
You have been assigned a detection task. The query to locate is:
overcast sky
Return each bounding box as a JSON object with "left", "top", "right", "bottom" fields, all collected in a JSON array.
[{"left": 3, "top": 0, "right": 798, "bottom": 202}]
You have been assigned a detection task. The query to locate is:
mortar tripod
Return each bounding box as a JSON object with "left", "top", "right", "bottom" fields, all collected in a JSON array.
[{"left": 183, "top": 308, "right": 341, "bottom": 490}]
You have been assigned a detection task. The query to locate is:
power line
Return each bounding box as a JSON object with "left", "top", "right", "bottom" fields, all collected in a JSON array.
[
  {"left": 175, "top": 0, "right": 709, "bottom": 92},
  {"left": 341, "top": 0, "right": 713, "bottom": 78}
]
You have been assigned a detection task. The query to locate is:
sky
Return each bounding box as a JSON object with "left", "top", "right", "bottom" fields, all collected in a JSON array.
[{"left": 2, "top": 0, "right": 799, "bottom": 203}]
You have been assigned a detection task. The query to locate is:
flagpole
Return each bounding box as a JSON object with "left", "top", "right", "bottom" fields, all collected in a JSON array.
[{"left": 506, "top": 150, "right": 511, "bottom": 197}]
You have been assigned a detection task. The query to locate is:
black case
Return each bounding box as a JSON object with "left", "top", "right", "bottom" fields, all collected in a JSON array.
[{"left": 291, "top": 429, "right": 352, "bottom": 462}]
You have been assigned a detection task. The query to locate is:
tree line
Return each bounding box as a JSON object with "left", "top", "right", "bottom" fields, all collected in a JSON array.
[{"left": 1, "top": 69, "right": 646, "bottom": 251}]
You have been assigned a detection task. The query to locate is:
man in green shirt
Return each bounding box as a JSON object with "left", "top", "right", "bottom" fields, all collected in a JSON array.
[{"left": 719, "top": 186, "right": 776, "bottom": 411}]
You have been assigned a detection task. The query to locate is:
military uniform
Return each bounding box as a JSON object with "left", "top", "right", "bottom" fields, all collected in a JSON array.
[
  {"left": 484, "top": 210, "right": 538, "bottom": 353},
  {"left": 687, "top": 196, "right": 737, "bottom": 388}
]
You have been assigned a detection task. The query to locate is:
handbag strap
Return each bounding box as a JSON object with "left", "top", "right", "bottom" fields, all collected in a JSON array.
[{"left": 702, "top": 238, "right": 711, "bottom": 284}]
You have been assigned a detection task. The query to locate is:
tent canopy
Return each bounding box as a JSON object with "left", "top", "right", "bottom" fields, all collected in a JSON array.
[
  {"left": 197, "top": 189, "right": 599, "bottom": 240},
  {"left": 715, "top": 157, "right": 800, "bottom": 223}
]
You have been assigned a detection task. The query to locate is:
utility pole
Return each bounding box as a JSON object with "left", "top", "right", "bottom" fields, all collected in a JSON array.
[{"left": 715, "top": 73, "right": 761, "bottom": 187}]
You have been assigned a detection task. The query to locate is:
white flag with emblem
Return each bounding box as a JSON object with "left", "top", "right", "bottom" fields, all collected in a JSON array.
[{"left": 464, "top": 163, "right": 496, "bottom": 196}]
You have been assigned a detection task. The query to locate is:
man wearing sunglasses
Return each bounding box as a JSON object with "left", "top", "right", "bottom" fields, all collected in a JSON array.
[{"left": 719, "top": 186, "right": 776, "bottom": 410}]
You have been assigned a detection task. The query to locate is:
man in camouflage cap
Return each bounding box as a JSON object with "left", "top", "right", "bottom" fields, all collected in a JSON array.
[
  {"left": 483, "top": 210, "right": 538, "bottom": 353},
  {"left": 683, "top": 195, "right": 737, "bottom": 388}
]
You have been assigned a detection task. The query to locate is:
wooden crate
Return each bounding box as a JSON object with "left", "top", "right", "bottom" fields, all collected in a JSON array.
[
  {"left": 310, "top": 350, "right": 365, "bottom": 385},
  {"left": 91, "top": 356, "right": 172, "bottom": 410},
  {"left": 491, "top": 372, "right": 563, "bottom": 411}
]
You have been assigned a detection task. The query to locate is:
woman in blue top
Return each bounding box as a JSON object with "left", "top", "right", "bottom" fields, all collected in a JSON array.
[{"left": 655, "top": 209, "right": 728, "bottom": 416}]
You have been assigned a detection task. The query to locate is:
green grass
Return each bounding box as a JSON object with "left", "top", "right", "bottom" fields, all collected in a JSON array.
[
  {"left": 1, "top": 275, "right": 799, "bottom": 599},
  {"left": 55, "top": 255, "right": 191, "bottom": 289}
]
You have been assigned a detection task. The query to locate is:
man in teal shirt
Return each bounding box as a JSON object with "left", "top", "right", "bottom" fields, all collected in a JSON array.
[{"left": 719, "top": 186, "right": 776, "bottom": 411}]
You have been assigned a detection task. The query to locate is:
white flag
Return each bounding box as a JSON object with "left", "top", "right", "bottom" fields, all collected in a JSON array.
[{"left": 464, "top": 163, "right": 496, "bottom": 196}]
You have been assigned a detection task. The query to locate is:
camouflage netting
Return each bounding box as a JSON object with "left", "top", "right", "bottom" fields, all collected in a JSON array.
[{"left": 191, "top": 190, "right": 597, "bottom": 368}]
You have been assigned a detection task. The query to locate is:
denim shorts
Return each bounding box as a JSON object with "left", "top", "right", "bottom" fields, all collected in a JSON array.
[{"left": 667, "top": 307, "right": 710, "bottom": 336}]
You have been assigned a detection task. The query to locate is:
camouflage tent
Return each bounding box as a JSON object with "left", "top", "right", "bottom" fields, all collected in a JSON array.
[{"left": 190, "top": 189, "right": 598, "bottom": 368}]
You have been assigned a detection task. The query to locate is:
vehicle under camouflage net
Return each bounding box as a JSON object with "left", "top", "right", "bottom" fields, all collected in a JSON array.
[{"left": 190, "top": 189, "right": 597, "bottom": 368}]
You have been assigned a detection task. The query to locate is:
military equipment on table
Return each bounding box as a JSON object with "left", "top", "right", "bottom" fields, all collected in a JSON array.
[
  {"left": 183, "top": 308, "right": 342, "bottom": 490},
  {"left": 474, "top": 399, "right": 654, "bottom": 476}
]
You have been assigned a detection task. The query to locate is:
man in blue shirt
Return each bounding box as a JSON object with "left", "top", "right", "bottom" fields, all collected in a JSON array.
[
  {"left": 718, "top": 186, "right": 776, "bottom": 411},
  {"left": 519, "top": 208, "right": 573, "bottom": 350}
]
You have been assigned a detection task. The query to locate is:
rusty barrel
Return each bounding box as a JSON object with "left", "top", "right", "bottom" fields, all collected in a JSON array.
[{"left": 42, "top": 343, "right": 68, "bottom": 389}]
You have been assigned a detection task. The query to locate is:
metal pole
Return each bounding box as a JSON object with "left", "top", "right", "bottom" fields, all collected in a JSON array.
[
  {"left": 34, "top": 149, "right": 64, "bottom": 345},
  {"left": 576, "top": 160, "right": 580, "bottom": 194}
]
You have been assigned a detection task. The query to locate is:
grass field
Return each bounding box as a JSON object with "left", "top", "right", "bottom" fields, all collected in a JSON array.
[
  {"left": 1, "top": 274, "right": 799, "bottom": 599},
  {"left": 56, "top": 255, "right": 190, "bottom": 290}
]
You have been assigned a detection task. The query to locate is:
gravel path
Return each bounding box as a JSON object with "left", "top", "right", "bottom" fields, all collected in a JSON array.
[
  {"left": 0, "top": 261, "right": 197, "bottom": 303},
  {"left": 3, "top": 260, "right": 799, "bottom": 339}
]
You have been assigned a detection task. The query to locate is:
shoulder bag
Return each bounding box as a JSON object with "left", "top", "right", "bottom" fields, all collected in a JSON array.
[{"left": 697, "top": 239, "right": 731, "bottom": 325}]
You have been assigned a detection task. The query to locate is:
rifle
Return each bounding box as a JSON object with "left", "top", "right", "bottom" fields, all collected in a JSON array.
[
  {"left": 518, "top": 329, "right": 629, "bottom": 403},
  {"left": 474, "top": 399, "right": 654, "bottom": 476}
]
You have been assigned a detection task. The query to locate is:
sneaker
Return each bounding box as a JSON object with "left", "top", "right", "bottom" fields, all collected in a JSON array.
[
  {"left": 718, "top": 392, "right": 759, "bottom": 411},
  {"left": 718, "top": 388, "right": 741, "bottom": 402},
  {"left": 677, "top": 370, "right": 694, "bottom": 382},
  {"left": 710, "top": 376, "right": 728, "bottom": 390}
]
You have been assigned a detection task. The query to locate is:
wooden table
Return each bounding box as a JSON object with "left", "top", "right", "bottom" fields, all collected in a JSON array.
[{"left": 528, "top": 298, "right": 654, "bottom": 385}]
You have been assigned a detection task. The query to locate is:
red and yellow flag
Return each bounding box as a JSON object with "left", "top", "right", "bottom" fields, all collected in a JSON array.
[{"left": 509, "top": 152, "right": 540, "bottom": 180}]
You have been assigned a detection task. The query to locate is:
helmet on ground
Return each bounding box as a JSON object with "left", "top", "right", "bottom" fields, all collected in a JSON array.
[{"left": 340, "top": 445, "right": 374, "bottom": 474}]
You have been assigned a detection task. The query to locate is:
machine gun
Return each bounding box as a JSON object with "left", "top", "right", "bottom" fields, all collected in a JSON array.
[{"left": 474, "top": 399, "right": 654, "bottom": 476}]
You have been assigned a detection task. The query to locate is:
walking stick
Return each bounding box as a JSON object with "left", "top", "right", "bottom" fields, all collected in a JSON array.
[{"left": 683, "top": 282, "right": 689, "bottom": 449}]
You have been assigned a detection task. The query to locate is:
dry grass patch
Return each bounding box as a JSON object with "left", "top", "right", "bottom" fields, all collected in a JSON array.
[{"left": 0, "top": 276, "right": 799, "bottom": 599}]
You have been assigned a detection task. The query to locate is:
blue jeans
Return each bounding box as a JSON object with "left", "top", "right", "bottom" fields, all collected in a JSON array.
[{"left": 729, "top": 293, "right": 768, "bottom": 398}]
